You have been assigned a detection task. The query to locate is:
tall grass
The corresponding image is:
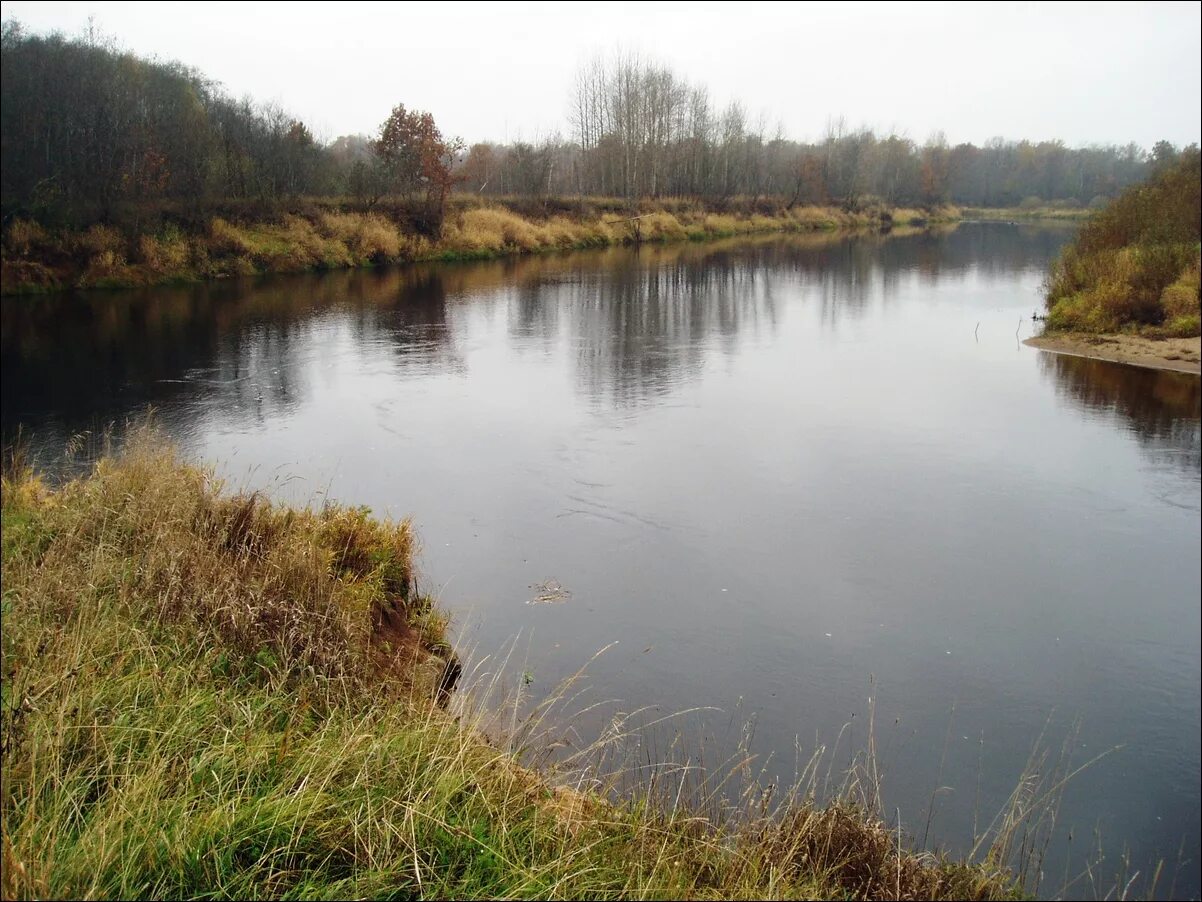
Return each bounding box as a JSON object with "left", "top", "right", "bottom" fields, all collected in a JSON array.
[
  {"left": 0, "top": 199, "right": 957, "bottom": 295},
  {"left": 963, "top": 205, "right": 1091, "bottom": 222},
  {"left": 1045, "top": 149, "right": 1201, "bottom": 336},
  {"left": 1, "top": 431, "right": 1032, "bottom": 899}
]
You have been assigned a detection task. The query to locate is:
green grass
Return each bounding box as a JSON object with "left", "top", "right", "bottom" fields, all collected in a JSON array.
[{"left": 1, "top": 431, "right": 1026, "bottom": 900}]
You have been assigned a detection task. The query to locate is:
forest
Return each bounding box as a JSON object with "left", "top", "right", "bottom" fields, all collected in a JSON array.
[{"left": 0, "top": 22, "right": 1168, "bottom": 229}]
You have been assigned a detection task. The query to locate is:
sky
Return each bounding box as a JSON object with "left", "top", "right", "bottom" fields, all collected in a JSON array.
[{"left": 2, "top": 0, "right": 1199, "bottom": 149}]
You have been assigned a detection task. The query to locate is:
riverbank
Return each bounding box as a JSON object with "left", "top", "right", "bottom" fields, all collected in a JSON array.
[
  {"left": 962, "top": 205, "right": 1091, "bottom": 222},
  {"left": 0, "top": 433, "right": 1018, "bottom": 900},
  {"left": 1025, "top": 331, "right": 1202, "bottom": 374},
  {"left": 1041, "top": 149, "right": 1200, "bottom": 339},
  {"left": 0, "top": 199, "right": 960, "bottom": 296}
]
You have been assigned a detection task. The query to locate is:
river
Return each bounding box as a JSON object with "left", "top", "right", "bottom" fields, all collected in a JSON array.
[{"left": 3, "top": 222, "right": 1199, "bottom": 898}]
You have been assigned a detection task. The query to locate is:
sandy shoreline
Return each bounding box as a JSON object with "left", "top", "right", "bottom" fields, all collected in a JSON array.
[{"left": 1024, "top": 332, "right": 1201, "bottom": 375}]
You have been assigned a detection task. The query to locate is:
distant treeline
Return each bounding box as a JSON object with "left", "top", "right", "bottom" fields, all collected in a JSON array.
[
  {"left": 469, "top": 54, "right": 1159, "bottom": 208},
  {"left": 0, "top": 22, "right": 1184, "bottom": 228}
]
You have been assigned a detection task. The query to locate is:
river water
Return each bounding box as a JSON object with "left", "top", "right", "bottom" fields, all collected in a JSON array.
[{"left": 3, "top": 223, "right": 1199, "bottom": 897}]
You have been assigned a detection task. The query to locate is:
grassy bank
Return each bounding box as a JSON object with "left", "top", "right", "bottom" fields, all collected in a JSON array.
[
  {"left": 1042, "top": 149, "right": 1201, "bottom": 337},
  {"left": 0, "top": 198, "right": 960, "bottom": 296},
  {"left": 0, "top": 433, "right": 1020, "bottom": 900},
  {"left": 961, "top": 205, "right": 1092, "bottom": 222}
]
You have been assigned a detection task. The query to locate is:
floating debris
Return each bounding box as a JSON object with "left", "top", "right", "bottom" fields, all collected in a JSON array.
[{"left": 527, "top": 579, "right": 572, "bottom": 605}]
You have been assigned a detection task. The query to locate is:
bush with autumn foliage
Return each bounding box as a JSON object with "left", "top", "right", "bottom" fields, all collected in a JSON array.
[{"left": 1045, "top": 147, "right": 1201, "bottom": 336}]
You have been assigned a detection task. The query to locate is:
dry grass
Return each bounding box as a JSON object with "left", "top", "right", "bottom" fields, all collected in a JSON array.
[
  {"left": 75, "top": 224, "right": 125, "bottom": 257},
  {"left": 0, "top": 198, "right": 957, "bottom": 294},
  {"left": 0, "top": 259, "right": 62, "bottom": 294},
  {"left": 635, "top": 210, "right": 690, "bottom": 242},
  {"left": 1158, "top": 261, "right": 1202, "bottom": 336},
  {"left": 1044, "top": 150, "right": 1200, "bottom": 335},
  {"left": 207, "top": 217, "right": 255, "bottom": 257},
  {"left": 137, "top": 230, "right": 192, "bottom": 274},
  {"left": 2, "top": 219, "right": 49, "bottom": 258},
  {"left": 964, "top": 206, "right": 1091, "bottom": 222},
  {"left": 0, "top": 431, "right": 1029, "bottom": 900},
  {"left": 787, "top": 205, "right": 860, "bottom": 229},
  {"left": 0, "top": 427, "right": 449, "bottom": 692},
  {"left": 444, "top": 207, "right": 561, "bottom": 253},
  {"left": 318, "top": 211, "right": 400, "bottom": 263},
  {"left": 1047, "top": 244, "right": 1200, "bottom": 335}
]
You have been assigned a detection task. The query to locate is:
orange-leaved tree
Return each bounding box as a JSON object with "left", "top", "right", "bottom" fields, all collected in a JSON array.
[{"left": 372, "top": 104, "right": 464, "bottom": 235}]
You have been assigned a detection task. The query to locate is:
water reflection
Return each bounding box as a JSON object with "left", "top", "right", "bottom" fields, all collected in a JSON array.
[
  {"left": 1041, "top": 352, "right": 1202, "bottom": 478},
  {"left": 3, "top": 223, "right": 1078, "bottom": 446},
  {"left": 6, "top": 222, "right": 1193, "bottom": 487}
]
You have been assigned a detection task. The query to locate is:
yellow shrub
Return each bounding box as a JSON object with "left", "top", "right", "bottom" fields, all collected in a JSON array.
[
  {"left": 319, "top": 212, "right": 359, "bottom": 243},
  {"left": 447, "top": 208, "right": 546, "bottom": 253},
  {"left": 319, "top": 212, "right": 400, "bottom": 263},
  {"left": 278, "top": 216, "right": 353, "bottom": 268},
  {"left": 637, "top": 211, "right": 688, "bottom": 242},
  {"left": 80, "top": 247, "right": 141, "bottom": 288},
  {"left": 541, "top": 217, "right": 577, "bottom": 247},
  {"left": 139, "top": 233, "right": 191, "bottom": 273},
  {"left": 789, "top": 206, "right": 844, "bottom": 229},
  {"left": 590, "top": 219, "right": 618, "bottom": 243},
  {"left": 547, "top": 216, "right": 611, "bottom": 248},
  {"left": 78, "top": 224, "right": 125, "bottom": 257},
  {"left": 208, "top": 218, "right": 254, "bottom": 256},
  {"left": 702, "top": 214, "right": 740, "bottom": 236},
  {"left": 0, "top": 260, "right": 62, "bottom": 293},
  {"left": 401, "top": 233, "right": 433, "bottom": 259},
  {"left": 890, "top": 208, "right": 925, "bottom": 225},
  {"left": 1160, "top": 263, "right": 1200, "bottom": 318},
  {"left": 354, "top": 215, "right": 402, "bottom": 262},
  {"left": 1164, "top": 314, "right": 1200, "bottom": 337},
  {"left": 4, "top": 218, "right": 48, "bottom": 257}
]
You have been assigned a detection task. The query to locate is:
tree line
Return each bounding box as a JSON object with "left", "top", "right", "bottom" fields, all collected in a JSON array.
[
  {"left": 459, "top": 124, "right": 1159, "bottom": 209},
  {"left": 0, "top": 22, "right": 1184, "bottom": 228},
  {"left": 461, "top": 53, "right": 1163, "bottom": 207}
]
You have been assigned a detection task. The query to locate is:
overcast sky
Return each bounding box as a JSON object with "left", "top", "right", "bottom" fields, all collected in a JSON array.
[{"left": 2, "top": 0, "right": 1199, "bottom": 149}]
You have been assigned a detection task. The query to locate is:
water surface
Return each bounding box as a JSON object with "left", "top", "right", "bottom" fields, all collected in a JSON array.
[{"left": 4, "top": 223, "right": 1199, "bottom": 897}]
